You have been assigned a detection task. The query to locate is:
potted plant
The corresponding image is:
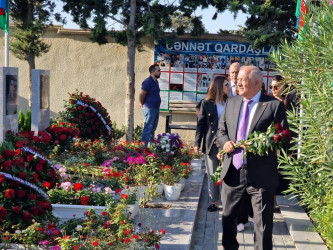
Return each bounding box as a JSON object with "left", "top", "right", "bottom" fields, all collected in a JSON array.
[{"left": 161, "top": 165, "right": 182, "bottom": 201}]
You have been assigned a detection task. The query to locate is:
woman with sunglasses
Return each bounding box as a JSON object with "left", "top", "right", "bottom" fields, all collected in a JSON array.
[
  {"left": 194, "top": 76, "right": 230, "bottom": 212},
  {"left": 270, "top": 75, "right": 294, "bottom": 110},
  {"left": 270, "top": 75, "right": 296, "bottom": 207}
]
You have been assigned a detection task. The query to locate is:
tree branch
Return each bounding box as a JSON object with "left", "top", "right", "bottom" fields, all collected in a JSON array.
[{"left": 106, "top": 14, "right": 127, "bottom": 27}]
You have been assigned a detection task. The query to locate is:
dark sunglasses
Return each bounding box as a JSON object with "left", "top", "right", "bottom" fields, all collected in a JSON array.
[
  {"left": 224, "top": 82, "right": 229, "bottom": 86},
  {"left": 269, "top": 85, "right": 282, "bottom": 90}
]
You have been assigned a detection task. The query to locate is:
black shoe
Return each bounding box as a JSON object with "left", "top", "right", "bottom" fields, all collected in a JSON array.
[{"left": 207, "top": 204, "right": 218, "bottom": 212}]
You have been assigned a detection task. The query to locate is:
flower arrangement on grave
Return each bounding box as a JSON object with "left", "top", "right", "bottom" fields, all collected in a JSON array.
[
  {"left": 0, "top": 142, "right": 59, "bottom": 232},
  {"left": 177, "top": 161, "right": 192, "bottom": 179},
  {"left": 46, "top": 121, "right": 79, "bottom": 153},
  {"left": 211, "top": 122, "right": 291, "bottom": 184},
  {"left": 5, "top": 130, "right": 52, "bottom": 153},
  {"left": 152, "top": 133, "right": 183, "bottom": 156},
  {"left": 48, "top": 162, "right": 124, "bottom": 206},
  {"left": 2, "top": 199, "right": 164, "bottom": 249},
  {"left": 59, "top": 90, "right": 112, "bottom": 141},
  {"left": 161, "top": 165, "right": 179, "bottom": 186}
]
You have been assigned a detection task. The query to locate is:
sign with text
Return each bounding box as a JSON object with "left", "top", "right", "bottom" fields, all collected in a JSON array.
[{"left": 154, "top": 39, "right": 277, "bottom": 111}]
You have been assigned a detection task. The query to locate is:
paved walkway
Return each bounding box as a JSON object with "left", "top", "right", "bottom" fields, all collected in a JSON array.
[
  {"left": 191, "top": 173, "right": 328, "bottom": 250},
  {"left": 135, "top": 158, "right": 328, "bottom": 250}
]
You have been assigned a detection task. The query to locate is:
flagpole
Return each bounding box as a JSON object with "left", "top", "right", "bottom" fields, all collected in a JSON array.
[{"left": 5, "top": 30, "right": 8, "bottom": 66}]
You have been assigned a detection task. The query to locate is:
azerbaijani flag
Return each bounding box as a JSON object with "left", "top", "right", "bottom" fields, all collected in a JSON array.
[
  {"left": 295, "top": 0, "right": 309, "bottom": 33},
  {"left": 0, "top": 0, "right": 9, "bottom": 33}
]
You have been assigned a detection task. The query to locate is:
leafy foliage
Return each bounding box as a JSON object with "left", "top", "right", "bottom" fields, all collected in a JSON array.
[
  {"left": 18, "top": 109, "right": 31, "bottom": 132},
  {"left": 270, "top": 2, "right": 333, "bottom": 248},
  {"left": 184, "top": 0, "right": 297, "bottom": 48}
]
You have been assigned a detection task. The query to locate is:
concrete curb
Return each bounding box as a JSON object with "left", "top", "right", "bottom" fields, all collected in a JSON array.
[
  {"left": 134, "top": 158, "right": 205, "bottom": 250},
  {"left": 276, "top": 194, "right": 328, "bottom": 250}
]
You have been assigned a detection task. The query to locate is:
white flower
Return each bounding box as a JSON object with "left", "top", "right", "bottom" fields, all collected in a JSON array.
[
  {"left": 76, "top": 225, "right": 83, "bottom": 231},
  {"left": 15, "top": 230, "right": 22, "bottom": 235}
]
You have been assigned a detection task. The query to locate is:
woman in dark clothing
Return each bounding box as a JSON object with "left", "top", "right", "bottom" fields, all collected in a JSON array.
[
  {"left": 194, "top": 76, "right": 229, "bottom": 212},
  {"left": 270, "top": 75, "right": 296, "bottom": 196}
]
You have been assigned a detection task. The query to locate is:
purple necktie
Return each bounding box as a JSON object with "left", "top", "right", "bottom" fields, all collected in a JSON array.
[{"left": 232, "top": 99, "right": 253, "bottom": 170}]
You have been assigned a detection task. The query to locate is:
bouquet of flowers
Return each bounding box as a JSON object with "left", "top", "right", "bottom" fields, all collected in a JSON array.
[
  {"left": 59, "top": 90, "right": 112, "bottom": 141},
  {"left": 153, "top": 133, "right": 183, "bottom": 155},
  {"left": 211, "top": 122, "right": 291, "bottom": 184}
]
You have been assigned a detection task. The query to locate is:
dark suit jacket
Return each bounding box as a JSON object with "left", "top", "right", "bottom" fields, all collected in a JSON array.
[
  {"left": 216, "top": 94, "right": 288, "bottom": 188},
  {"left": 195, "top": 100, "right": 220, "bottom": 154}
]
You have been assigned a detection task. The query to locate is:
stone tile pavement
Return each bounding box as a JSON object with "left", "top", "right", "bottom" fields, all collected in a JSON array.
[{"left": 134, "top": 158, "right": 328, "bottom": 250}]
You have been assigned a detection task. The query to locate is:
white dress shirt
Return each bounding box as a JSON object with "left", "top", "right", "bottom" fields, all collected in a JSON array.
[{"left": 230, "top": 81, "right": 237, "bottom": 97}]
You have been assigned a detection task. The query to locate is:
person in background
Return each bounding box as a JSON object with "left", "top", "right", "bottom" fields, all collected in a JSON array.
[
  {"left": 139, "top": 64, "right": 161, "bottom": 146},
  {"left": 195, "top": 99, "right": 204, "bottom": 118},
  {"left": 194, "top": 76, "right": 229, "bottom": 212},
  {"left": 270, "top": 75, "right": 296, "bottom": 208},
  {"left": 229, "top": 62, "right": 241, "bottom": 97}
]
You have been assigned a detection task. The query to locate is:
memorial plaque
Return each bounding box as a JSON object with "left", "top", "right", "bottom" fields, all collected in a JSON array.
[
  {"left": 31, "top": 70, "right": 50, "bottom": 133},
  {"left": 6, "top": 75, "right": 18, "bottom": 115},
  {"left": 0, "top": 67, "right": 19, "bottom": 142}
]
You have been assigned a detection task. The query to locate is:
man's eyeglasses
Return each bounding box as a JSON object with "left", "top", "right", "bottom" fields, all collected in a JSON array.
[
  {"left": 269, "top": 85, "right": 282, "bottom": 90},
  {"left": 224, "top": 82, "right": 229, "bottom": 86}
]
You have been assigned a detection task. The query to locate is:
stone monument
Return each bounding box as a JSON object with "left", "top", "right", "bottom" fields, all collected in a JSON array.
[
  {"left": 31, "top": 69, "right": 50, "bottom": 133},
  {"left": 0, "top": 67, "right": 19, "bottom": 142}
]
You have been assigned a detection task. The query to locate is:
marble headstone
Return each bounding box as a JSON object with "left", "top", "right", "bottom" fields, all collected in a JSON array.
[
  {"left": 0, "top": 67, "right": 19, "bottom": 142},
  {"left": 31, "top": 69, "right": 50, "bottom": 133}
]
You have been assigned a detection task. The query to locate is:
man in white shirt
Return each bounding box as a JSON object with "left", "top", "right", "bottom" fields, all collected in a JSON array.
[{"left": 229, "top": 62, "right": 240, "bottom": 97}]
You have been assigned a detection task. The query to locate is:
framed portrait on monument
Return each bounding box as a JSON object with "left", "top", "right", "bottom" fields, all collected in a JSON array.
[
  {"left": 40, "top": 74, "right": 50, "bottom": 109},
  {"left": 6, "top": 75, "right": 18, "bottom": 115}
]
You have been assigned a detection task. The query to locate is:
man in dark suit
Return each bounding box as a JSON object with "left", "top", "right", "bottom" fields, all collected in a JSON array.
[{"left": 217, "top": 66, "right": 288, "bottom": 250}]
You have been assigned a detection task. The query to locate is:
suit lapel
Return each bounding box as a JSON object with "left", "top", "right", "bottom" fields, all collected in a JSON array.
[{"left": 248, "top": 95, "right": 268, "bottom": 134}]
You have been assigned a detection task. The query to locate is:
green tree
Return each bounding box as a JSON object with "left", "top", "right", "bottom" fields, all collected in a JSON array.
[
  {"left": 271, "top": 1, "right": 333, "bottom": 247},
  {"left": 9, "top": 0, "right": 64, "bottom": 106},
  {"left": 183, "top": 0, "right": 297, "bottom": 47},
  {"left": 61, "top": 0, "right": 205, "bottom": 141}
]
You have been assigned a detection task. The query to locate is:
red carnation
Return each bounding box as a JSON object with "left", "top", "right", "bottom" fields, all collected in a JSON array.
[
  {"left": 274, "top": 134, "right": 281, "bottom": 142},
  {"left": 282, "top": 129, "right": 292, "bottom": 142},
  {"left": 160, "top": 229, "right": 166, "bottom": 234},
  {"left": 5, "top": 189, "right": 15, "bottom": 199},
  {"left": 60, "top": 134, "right": 67, "bottom": 140},
  {"left": 30, "top": 206, "right": 41, "bottom": 216},
  {"left": 36, "top": 163, "right": 44, "bottom": 172},
  {"left": 274, "top": 122, "right": 283, "bottom": 133},
  {"left": 43, "top": 182, "right": 51, "bottom": 188},
  {"left": 18, "top": 172, "right": 27, "bottom": 180},
  {"left": 17, "top": 190, "right": 26, "bottom": 198},
  {"left": 0, "top": 174, "right": 5, "bottom": 183},
  {"left": 3, "top": 149, "right": 15, "bottom": 158},
  {"left": 216, "top": 181, "right": 221, "bottom": 186},
  {"left": 74, "top": 183, "right": 84, "bottom": 191},
  {"left": 0, "top": 206, "right": 7, "bottom": 219},
  {"left": 12, "top": 206, "right": 20, "bottom": 214},
  {"left": 28, "top": 193, "right": 37, "bottom": 200},
  {"left": 23, "top": 211, "right": 32, "bottom": 222},
  {"left": 81, "top": 196, "right": 89, "bottom": 205},
  {"left": 27, "top": 154, "right": 34, "bottom": 162},
  {"left": 16, "top": 141, "right": 24, "bottom": 148},
  {"left": 92, "top": 241, "right": 99, "bottom": 247},
  {"left": 121, "top": 194, "right": 128, "bottom": 199},
  {"left": 2, "top": 160, "right": 12, "bottom": 171}
]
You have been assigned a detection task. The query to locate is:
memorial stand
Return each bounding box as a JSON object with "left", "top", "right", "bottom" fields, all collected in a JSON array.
[
  {"left": 31, "top": 69, "right": 50, "bottom": 133},
  {"left": 0, "top": 67, "right": 19, "bottom": 142}
]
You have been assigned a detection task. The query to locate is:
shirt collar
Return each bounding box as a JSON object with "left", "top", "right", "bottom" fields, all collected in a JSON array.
[
  {"left": 243, "top": 90, "right": 261, "bottom": 103},
  {"left": 230, "top": 81, "right": 236, "bottom": 87}
]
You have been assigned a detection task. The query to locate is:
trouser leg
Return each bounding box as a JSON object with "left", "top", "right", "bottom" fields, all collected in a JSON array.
[
  {"left": 247, "top": 185, "right": 275, "bottom": 250},
  {"left": 204, "top": 144, "right": 220, "bottom": 203}
]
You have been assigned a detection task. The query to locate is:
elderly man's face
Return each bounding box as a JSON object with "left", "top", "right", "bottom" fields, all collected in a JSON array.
[
  {"left": 229, "top": 64, "right": 240, "bottom": 83},
  {"left": 237, "top": 68, "right": 261, "bottom": 99}
]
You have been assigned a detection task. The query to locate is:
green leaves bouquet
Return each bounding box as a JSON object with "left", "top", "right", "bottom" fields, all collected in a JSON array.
[{"left": 211, "top": 122, "right": 291, "bottom": 184}]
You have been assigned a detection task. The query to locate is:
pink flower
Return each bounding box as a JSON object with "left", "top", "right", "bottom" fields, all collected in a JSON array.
[{"left": 60, "top": 181, "right": 72, "bottom": 191}]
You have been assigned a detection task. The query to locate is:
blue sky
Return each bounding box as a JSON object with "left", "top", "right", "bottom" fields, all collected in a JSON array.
[{"left": 55, "top": 3, "right": 247, "bottom": 34}]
